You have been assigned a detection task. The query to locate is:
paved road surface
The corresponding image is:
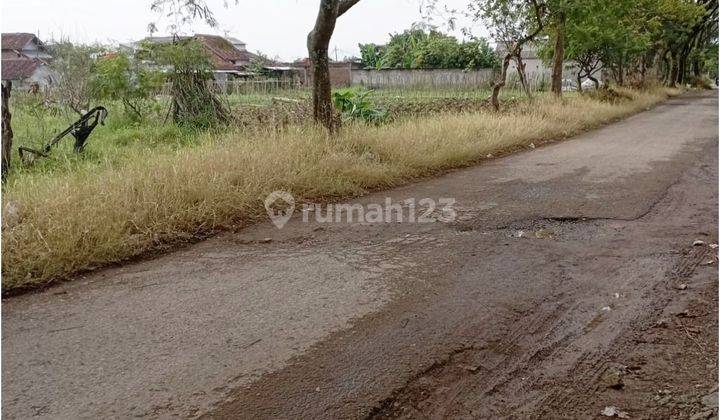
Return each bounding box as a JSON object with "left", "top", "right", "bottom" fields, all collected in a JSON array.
[{"left": 3, "top": 91, "right": 718, "bottom": 419}]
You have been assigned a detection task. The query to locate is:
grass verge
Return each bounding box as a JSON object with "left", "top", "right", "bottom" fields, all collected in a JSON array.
[{"left": 2, "top": 87, "right": 680, "bottom": 291}]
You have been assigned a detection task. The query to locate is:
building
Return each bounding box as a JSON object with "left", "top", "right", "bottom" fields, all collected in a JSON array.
[
  {"left": 1, "top": 33, "right": 55, "bottom": 88},
  {"left": 293, "top": 58, "right": 359, "bottom": 88},
  {"left": 121, "top": 34, "right": 262, "bottom": 81}
]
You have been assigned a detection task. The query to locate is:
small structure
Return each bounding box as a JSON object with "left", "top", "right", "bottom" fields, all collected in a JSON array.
[
  {"left": 293, "top": 58, "right": 358, "bottom": 88},
  {"left": 1, "top": 33, "right": 55, "bottom": 89}
]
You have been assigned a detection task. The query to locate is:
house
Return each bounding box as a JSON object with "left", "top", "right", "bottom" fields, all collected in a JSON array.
[
  {"left": 1, "top": 33, "right": 55, "bottom": 88},
  {"left": 121, "top": 34, "right": 262, "bottom": 82}
]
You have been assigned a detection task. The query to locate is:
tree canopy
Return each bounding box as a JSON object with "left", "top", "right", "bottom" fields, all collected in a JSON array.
[{"left": 359, "top": 25, "right": 497, "bottom": 70}]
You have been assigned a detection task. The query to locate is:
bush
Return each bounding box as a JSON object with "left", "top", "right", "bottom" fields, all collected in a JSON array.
[
  {"left": 689, "top": 75, "right": 713, "bottom": 89},
  {"left": 583, "top": 86, "right": 634, "bottom": 103},
  {"left": 332, "top": 88, "right": 388, "bottom": 125}
]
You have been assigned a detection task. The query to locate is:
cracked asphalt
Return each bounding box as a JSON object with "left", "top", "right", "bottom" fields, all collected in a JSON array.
[{"left": 2, "top": 90, "right": 718, "bottom": 419}]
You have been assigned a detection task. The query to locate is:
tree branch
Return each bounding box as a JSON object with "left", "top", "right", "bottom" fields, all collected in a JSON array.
[{"left": 338, "top": 0, "right": 361, "bottom": 17}]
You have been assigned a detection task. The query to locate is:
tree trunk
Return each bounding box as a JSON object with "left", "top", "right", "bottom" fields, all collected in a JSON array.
[
  {"left": 515, "top": 53, "right": 532, "bottom": 98},
  {"left": 576, "top": 71, "right": 583, "bottom": 92},
  {"left": 617, "top": 59, "right": 625, "bottom": 86},
  {"left": 307, "top": 0, "right": 360, "bottom": 133},
  {"left": 668, "top": 51, "right": 679, "bottom": 87},
  {"left": 491, "top": 53, "right": 513, "bottom": 111},
  {"left": 487, "top": 0, "right": 544, "bottom": 111},
  {"left": 677, "top": 52, "right": 688, "bottom": 85},
  {"left": 550, "top": 11, "right": 566, "bottom": 96},
  {"left": 1, "top": 81, "right": 12, "bottom": 181}
]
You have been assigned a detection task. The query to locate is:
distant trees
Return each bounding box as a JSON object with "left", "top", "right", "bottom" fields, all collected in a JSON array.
[
  {"left": 359, "top": 25, "right": 497, "bottom": 70},
  {"left": 425, "top": 0, "right": 717, "bottom": 105},
  {"left": 542, "top": 0, "right": 718, "bottom": 89}
]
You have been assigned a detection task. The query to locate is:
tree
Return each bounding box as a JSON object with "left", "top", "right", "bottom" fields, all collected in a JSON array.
[
  {"left": 94, "top": 53, "right": 164, "bottom": 120},
  {"left": 51, "top": 42, "right": 103, "bottom": 115},
  {"left": 1, "top": 81, "right": 12, "bottom": 181},
  {"left": 307, "top": 0, "right": 362, "bottom": 133},
  {"left": 150, "top": 38, "right": 230, "bottom": 128},
  {"left": 359, "top": 43, "right": 383, "bottom": 69},
  {"left": 541, "top": 0, "right": 632, "bottom": 90},
  {"left": 546, "top": 0, "right": 569, "bottom": 96},
  {"left": 359, "top": 25, "right": 497, "bottom": 70},
  {"left": 472, "top": 0, "right": 546, "bottom": 110},
  {"left": 149, "top": 0, "right": 362, "bottom": 133}
]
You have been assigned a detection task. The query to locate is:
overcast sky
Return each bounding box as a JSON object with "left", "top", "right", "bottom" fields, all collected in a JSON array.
[{"left": 1, "top": 0, "right": 488, "bottom": 61}]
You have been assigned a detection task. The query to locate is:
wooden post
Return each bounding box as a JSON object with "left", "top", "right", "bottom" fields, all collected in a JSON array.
[{"left": 2, "top": 80, "right": 13, "bottom": 181}]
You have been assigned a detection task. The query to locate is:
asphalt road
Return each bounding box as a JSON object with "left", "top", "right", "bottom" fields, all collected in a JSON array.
[{"left": 2, "top": 90, "right": 718, "bottom": 419}]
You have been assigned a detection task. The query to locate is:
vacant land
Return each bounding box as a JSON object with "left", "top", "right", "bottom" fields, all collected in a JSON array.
[
  {"left": 2, "top": 86, "right": 679, "bottom": 290},
  {"left": 3, "top": 91, "right": 715, "bottom": 419}
]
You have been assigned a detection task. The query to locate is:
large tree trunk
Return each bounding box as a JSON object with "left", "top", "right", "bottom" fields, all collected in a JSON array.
[
  {"left": 677, "top": 52, "right": 688, "bottom": 85},
  {"left": 550, "top": 11, "right": 566, "bottom": 96},
  {"left": 1, "top": 81, "right": 12, "bottom": 181},
  {"left": 307, "top": 0, "right": 360, "bottom": 133}
]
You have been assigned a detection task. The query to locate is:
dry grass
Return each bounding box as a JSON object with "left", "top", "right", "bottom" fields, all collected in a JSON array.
[{"left": 1, "top": 87, "right": 680, "bottom": 291}]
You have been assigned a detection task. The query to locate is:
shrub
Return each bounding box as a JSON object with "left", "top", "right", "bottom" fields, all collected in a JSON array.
[{"left": 332, "top": 88, "right": 388, "bottom": 125}]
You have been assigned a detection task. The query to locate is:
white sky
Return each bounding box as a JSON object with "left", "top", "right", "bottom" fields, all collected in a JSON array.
[{"left": 0, "top": 0, "right": 487, "bottom": 61}]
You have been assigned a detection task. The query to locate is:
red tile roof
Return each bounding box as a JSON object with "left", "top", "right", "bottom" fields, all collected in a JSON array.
[
  {"left": 195, "top": 34, "right": 252, "bottom": 70},
  {"left": 1, "top": 33, "right": 37, "bottom": 50},
  {"left": 1, "top": 58, "right": 41, "bottom": 80}
]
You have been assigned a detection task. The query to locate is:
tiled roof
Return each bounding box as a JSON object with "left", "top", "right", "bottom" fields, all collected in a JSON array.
[
  {"left": 1, "top": 33, "right": 37, "bottom": 50},
  {"left": 195, "top": 34, "right": 250, "bottom": 65},
  {"left": 1, "top": 58, "right": 41, "bottom": 80}
]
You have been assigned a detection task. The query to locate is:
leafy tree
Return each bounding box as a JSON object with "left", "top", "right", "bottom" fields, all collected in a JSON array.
[
  {"left": 94, "top": 53, "right": 164, "bottom": 120},
  {"left": 471, "top": 0, "right": 546, "bottom": 109},
  {"left": 359, "top": 43, "right": 384, "bottom": 69},
  {"left": 359, "top": 25, "right": 497, "bottom": 70}
]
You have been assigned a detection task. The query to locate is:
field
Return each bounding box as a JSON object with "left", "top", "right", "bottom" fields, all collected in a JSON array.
[
  {"left": 7, "top": 88, "right": 508, "bottom": 176},
  {"left": 2, "top": 86, "right": 680, "bottom": 291}
]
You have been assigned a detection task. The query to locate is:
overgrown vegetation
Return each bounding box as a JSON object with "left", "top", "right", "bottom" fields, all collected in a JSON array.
[
  {"left": 94, "top": 53, "right": 165, "bottom": 121},
  {"left": 2, "top": 86, "right": 680, "bottom": 290},
  {"left": 332, "top": 88, "right": 389, "bottom": 124},
  {"left": 148, "top": 39, "right": 231, "bottom": 128}
]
